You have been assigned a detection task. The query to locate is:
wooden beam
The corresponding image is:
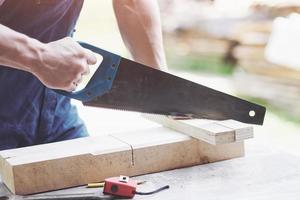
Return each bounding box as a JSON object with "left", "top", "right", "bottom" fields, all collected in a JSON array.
[
  {"left": 0, "top": 135, "right": 132, "bottom": 195},
  {"left": 0, "top": 119, "right": 249, "bottom": 195},
  {"left": 143, "top": 114, "right": 253, "bottom": 145}
]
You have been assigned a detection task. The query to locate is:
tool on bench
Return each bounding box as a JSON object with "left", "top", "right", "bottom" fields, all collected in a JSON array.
[
  {"left": 87, "top": 180, "right": 146, "bottom": 188},
  {"left": 20, "top": 176, "right": 167, "bottom": 200},
  {"left": 56, "top": 42, "right": 266, "bottom": 125},
  {"left": 103, "top": 176, "right": 169, "bottom": 198},
  {"left": 87, "top": 182, "right": 105, "bottom": 188},
  {"left": 22, "top": 193, "right": 113, "bottom": 200}
]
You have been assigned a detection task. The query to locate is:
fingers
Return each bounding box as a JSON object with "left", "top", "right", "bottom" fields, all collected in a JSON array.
[
  {"left": 64, "top": 37, "right": 97, "bottom": 65},
  {"left": 81, "top": 50, "right": 94, "bottom": 75},
  {"left": 68, "top": 81, "right": 80, "bottom": 92},
  {"left": 75, "top": 73, "right": 83, "bottom": 84},
  {"left": 68, "top": 82, "right": 77, "bottom": 92},
  {"left": 82, "top": 64, "right": 90, "bottom": 75},
  {"left": 64, "top": 73, "right": 83, "bottom": 92},
  {"left": 41, "top": 37, "right": 97, "bottom": 92},
  {"left": 85, "top": 49, "right": 97, "bottom": 65}
]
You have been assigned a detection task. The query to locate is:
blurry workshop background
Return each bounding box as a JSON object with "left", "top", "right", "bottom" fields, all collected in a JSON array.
[{"left": 73, "top": 0, "right": 300, "bottom": 156}]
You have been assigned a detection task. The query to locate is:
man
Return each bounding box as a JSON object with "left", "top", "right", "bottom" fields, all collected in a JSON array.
[{"left": 0, "top": 0, "right": 166, "bottom": 150}]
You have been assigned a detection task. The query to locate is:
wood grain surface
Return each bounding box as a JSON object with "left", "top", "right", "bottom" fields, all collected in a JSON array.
[{"left": 0, "top": 118, "right": 248, "bottom": 195}]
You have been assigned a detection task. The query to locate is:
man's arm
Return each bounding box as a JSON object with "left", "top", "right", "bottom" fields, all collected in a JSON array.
[
  {"left": 112, "top": 0, "right": 167, "bottom": 70},
  {"left": 0, "top": 24, "right": 96, "bottom": 91}
]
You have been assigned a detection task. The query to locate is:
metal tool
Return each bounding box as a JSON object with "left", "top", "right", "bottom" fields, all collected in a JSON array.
[
  {"left": 103, "top": 176, "right": 137, "bottom": 198},
  {"left": 87, "top": 180, "right": 146, "bottom": 188},
  {"left": 103, "top": 176, "right": 169, "bottom": 198},
  {"left": 56, "top": 42, "right": 266, "bottom": 125},
  {"left": 22, "top": 192, "right": 113, "bottom": 200}
]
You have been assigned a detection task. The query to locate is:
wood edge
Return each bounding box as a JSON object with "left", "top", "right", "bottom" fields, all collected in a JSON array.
[
  {"left": 142, "top": 114, "right": 217, "bottom": 145},
  {"left": 9, "top": 150, "right": 133, "bottom": 195},
  {"left": 142, "top": 114, "right": 250, "bottom": 145},
  {"left": 110, "top": 127, "right": 192, "bottom": 150},
  {"left": 0, "top": 154, "right": 4, "bottom": 178},
  {"left": 128, "top": 138, "right": 201, "bottom": 176},
  {"left": 198, "top": 141, "right": 245, "bottom": 164},
  {"left": 216, "top": 120, "right": 254, "bottom": 142},
  {"left": 214, "top": 133, "right": 235, "bottom": 144},
  {"left": 1, "top": 158, "right": 15, "bottom": 194}
]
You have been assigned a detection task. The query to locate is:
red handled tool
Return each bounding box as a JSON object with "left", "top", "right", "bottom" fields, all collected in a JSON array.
[{"left": 103, "top": 176, "right": 169, "bottom": 198}]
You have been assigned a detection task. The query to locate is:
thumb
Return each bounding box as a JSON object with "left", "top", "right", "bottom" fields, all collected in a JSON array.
[{"left": 85, "top": 49, "right": 97, "bottom": 65}]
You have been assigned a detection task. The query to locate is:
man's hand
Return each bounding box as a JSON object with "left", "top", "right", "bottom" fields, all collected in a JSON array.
[
  {"left": 0, "top": 24, "right": 97, "bottom": 91},
  {"left": 32, "top": 37, "right": 97, "bottom": 91}
]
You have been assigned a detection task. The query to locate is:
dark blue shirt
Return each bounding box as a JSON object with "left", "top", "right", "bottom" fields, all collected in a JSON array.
[{"left": 0, "top": 0, "right": 88, "bottom": 150}]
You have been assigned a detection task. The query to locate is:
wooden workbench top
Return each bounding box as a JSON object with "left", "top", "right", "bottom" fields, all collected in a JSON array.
[{"left": 1, "top": 140, "right": 300, "bottom": 200}]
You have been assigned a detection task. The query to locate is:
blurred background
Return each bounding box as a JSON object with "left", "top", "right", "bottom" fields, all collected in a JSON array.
[{"left": 73, "top": 0, "right": 300, "bottom": 156}]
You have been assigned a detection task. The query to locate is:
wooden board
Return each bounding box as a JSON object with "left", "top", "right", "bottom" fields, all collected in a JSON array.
[
  {"left": 143, "top": 114, "right": 253, "bottom": 145},
  {"left": 0, "top": 135, "right": 132, "bottom": 195},
  {"left": 0, "top": 121, "right": 248, "bottom": 195},
  {"left": 233, "top": 46, "right": 266, "bottom": 60},
  {"left": 238, "top": 60, "right": 300, "bottom": 82},
  {"left": 165, "top": 34, "right": 232, "bottom": 57},
  {"left": 3, "top": 140, "right": 300, "bottom": 200}
]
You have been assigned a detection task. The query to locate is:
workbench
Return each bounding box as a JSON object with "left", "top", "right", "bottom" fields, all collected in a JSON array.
[{"left": 1, "top": 139, "right": 300, "bottom": 200}]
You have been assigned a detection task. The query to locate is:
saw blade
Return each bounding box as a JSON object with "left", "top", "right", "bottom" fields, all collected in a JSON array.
[{"left": 83, "top": 58, "right": 266, "bottom": 125}]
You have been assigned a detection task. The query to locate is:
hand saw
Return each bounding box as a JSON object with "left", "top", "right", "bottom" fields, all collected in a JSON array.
[{"left": 56, "top": 42, "right": 266, "bottom": 125}]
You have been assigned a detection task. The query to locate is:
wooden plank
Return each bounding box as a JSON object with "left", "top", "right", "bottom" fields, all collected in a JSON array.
[
  {"left": 217, "top": 120, "right": 253, "bottom": 142},
  {"left": 238, "top": 59, "right": 300, "bottom": 82},
  {"left": 111, "top": 127, "right": 244, "bottom": 173},
  {"left": 143, "top": 114, "right": 253, "bottom": 145},
  {"left": 165, "top": 34, "right": 231, "bottom": 57},
  {"left": 110, "top": 127, "right": 201, "bottom": 175},
  {"left": 0, "top": 135, "right": 132, "bottom": 195},
  {"left": 0, "top": 127, "right": 245, "bottom": 195},
  {"left": 233, "top": 46, "right": 266, "bottom": 60},
  {"left": 232, "top": 20, "right": 272, "bottom": 46}
]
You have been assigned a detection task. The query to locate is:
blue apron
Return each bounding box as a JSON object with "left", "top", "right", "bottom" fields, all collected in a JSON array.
[{"left": 0, "top": 0, "right": 88, "bottom": 150}]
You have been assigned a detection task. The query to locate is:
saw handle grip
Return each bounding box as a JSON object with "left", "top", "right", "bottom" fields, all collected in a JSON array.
[{"left": 55, "top": 42, "right": 121, "bottom": 102}]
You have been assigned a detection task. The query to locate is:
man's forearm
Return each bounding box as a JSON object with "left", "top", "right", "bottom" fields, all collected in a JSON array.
[
  {"left": 0, "top": 24, "right": 45, "bottom": 73},
  {"left": 0, "top": 25, "right": 96, "bottom": 91},
  {"left": 113, "top": 0, "right": 167, "bottom": 70}
]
